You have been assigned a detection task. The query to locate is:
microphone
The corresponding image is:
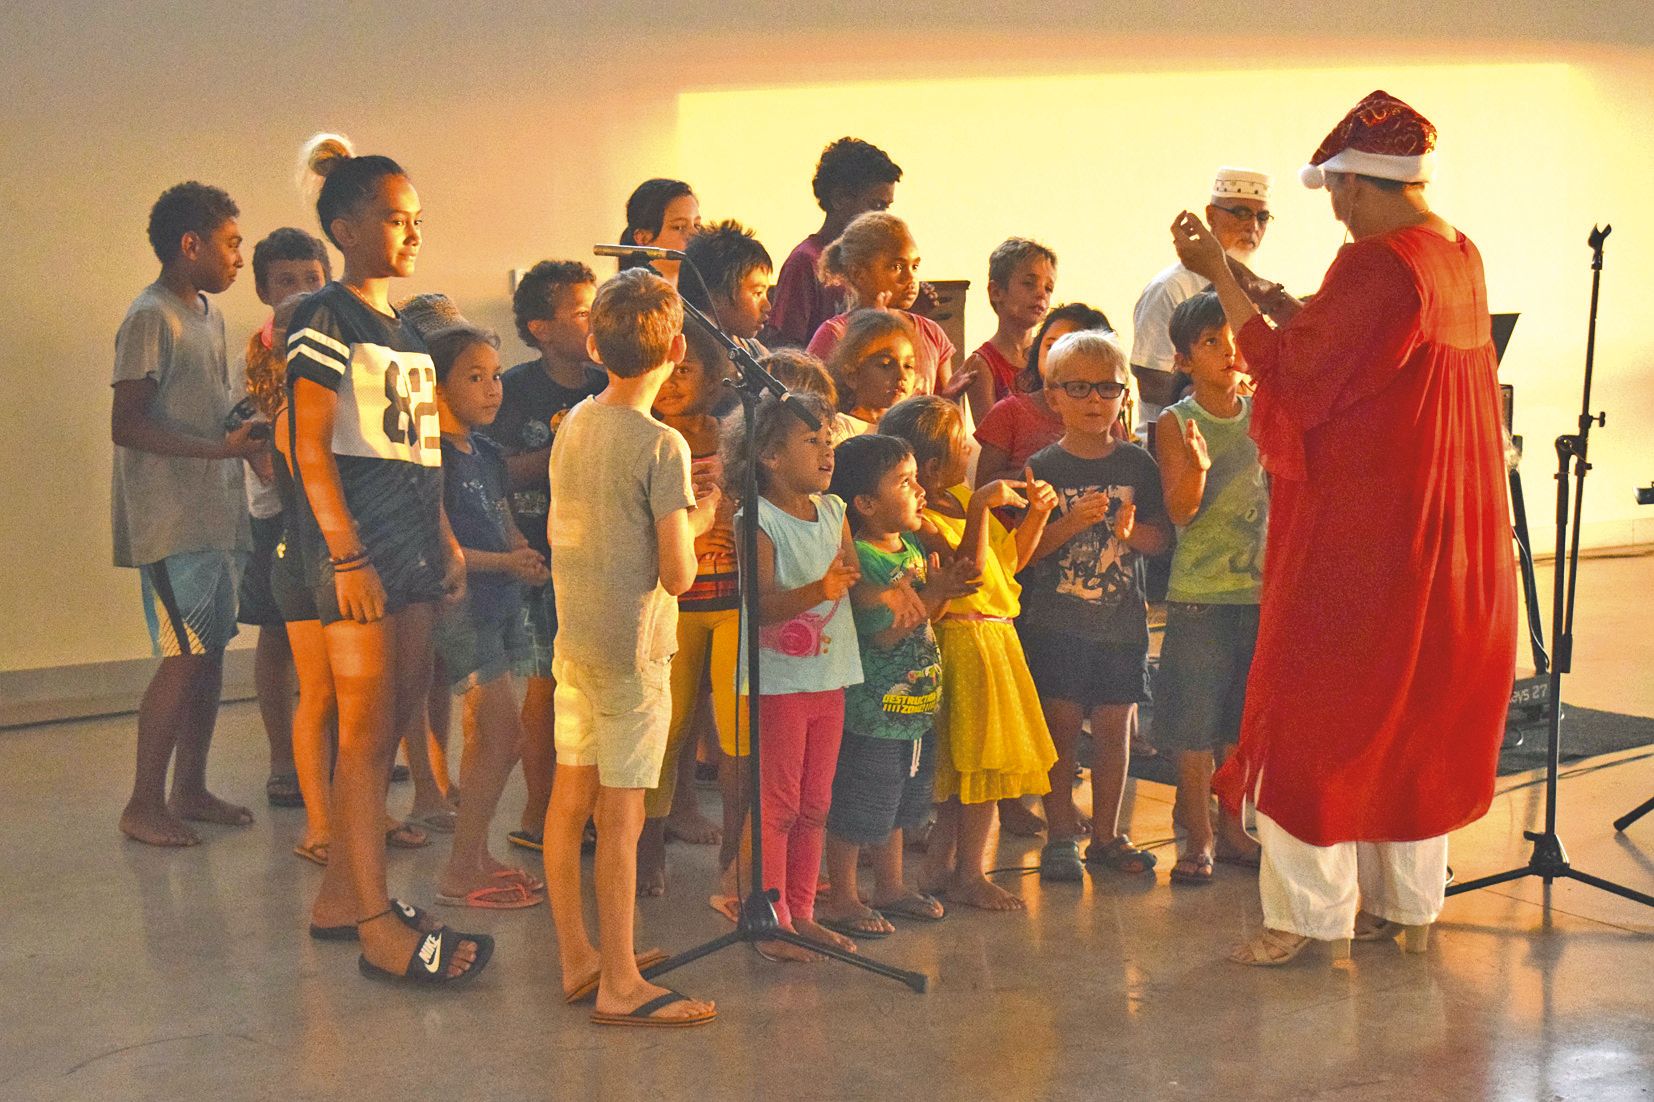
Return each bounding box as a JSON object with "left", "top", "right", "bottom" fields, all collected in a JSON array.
[{"left": 593, "top": 243, "right": 686, "bottom": 261}]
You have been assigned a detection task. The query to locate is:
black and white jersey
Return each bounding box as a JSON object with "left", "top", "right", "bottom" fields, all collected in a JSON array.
[{"left": 284, "top": 282, "right": 445, "bottom": 622}]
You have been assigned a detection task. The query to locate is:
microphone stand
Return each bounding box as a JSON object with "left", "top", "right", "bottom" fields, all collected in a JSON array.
[
  {"left": 1447, "top": 225, "right": 1653, "bottom": 910},
  {"left": 641, "top": 292, "right": 928, "bottom": 993}
]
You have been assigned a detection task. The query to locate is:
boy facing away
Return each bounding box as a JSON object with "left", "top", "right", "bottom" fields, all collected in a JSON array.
[
  {"left": 113, "top": 181, "right": 263, "bottom": 847},
  {"left": 543, "top": 269, "right": 722, "bottom": 1027}
]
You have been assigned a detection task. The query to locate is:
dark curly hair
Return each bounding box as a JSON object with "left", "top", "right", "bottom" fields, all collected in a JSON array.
[
  {"left": 811, "top": 138, "right": 902, "bottom": 213},
  {"left": 1017, "top": 303, "right": 1113, "bottom": 393},
  {"left": 512, "top": 259, "right": 597, "bottom": 347},
  {"left": 251, "top": 227, "right": 331, "bottom": 297},
  {"left": 147, "top": 182, "right": 239, "bottom": 264}
]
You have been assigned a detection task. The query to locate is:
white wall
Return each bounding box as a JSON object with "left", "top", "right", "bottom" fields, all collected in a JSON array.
[{"left": 2, "top": 3, "right": 1651, "bottom": 673}]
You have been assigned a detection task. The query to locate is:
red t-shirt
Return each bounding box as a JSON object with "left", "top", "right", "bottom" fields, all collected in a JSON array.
[
  {"left": 762, "top": 233, "right": 844, "bottom": 348},
  {"left": 974, "top": 391, "right": 1064, "bottom": 470}
]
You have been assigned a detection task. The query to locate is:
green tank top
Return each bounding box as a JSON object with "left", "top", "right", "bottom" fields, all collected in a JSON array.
[{"left": 1165, "top": 395, "right": 1267, "bottom": 604}]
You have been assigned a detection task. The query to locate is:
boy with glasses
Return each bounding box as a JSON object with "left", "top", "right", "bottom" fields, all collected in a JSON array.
[
  {"left": 1016, "top": 332, "right": 1172, "bottom": 882},
  {"left": 1130, "top": 167, "right": 1272, "bottom": 430}
]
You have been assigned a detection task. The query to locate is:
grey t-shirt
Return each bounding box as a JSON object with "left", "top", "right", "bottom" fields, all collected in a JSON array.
[
  {"left": 548, "top": 398, "right": 695, "bottom": 668},
  {"left": 110, "top": 282, "right": 250, "bottom": 567}
]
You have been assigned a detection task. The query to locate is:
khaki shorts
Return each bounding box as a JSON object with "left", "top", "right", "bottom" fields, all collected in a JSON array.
[{"left": 552, "top": 654, "right": 672, "bottom": 789}]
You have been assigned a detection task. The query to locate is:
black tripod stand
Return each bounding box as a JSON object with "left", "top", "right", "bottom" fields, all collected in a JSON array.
[
  {"left": 641, "top": 293, "right": 928, "bottom": 993},
  {"left": 1447, "top": 224, "right": 1654, "bottom": 910}
]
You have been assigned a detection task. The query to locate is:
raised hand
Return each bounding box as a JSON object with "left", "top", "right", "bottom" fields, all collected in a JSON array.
[
  {"left": 1065, "top": 489, "right": 1114, "bottom": 528},
  {"left": 1182, "top": 419, "right": 1212, "bottom": 472},
  {"left": 1111, "top": 500, "right": 1137, "bottom": 544},
  {"left": 939, "top": 365, "right": 978, "bottom": 400},
  {"left": 977, "top": 478, "right": 1029, "bottom": 511},
  {"left": 928, "top": 551, "right": 983, "bottom": 602},
  {"left": 1170, "top": 210, "right": 1229, "bottom": 283},
  {"left": 821, "top": 549, "right": 861, "bottom": 601},
  {"left": 884, "top": 570, "right": 929, "bottom": 633},
  {"left": 1023, "top": 466, "right": 1059, "bottom": 515}
]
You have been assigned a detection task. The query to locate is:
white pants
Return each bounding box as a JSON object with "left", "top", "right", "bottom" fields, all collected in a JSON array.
[{"left": 1255, "top": 810, "right": 1448, "bottom": 940}]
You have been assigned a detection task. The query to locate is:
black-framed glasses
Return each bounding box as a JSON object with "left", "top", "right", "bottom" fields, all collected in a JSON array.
[
  {"left": 1212, "top": 204, "right": 1274, "bottom": 227},
  {"left": 1055, "top": 379, "right": 1128, "bottom": 400}
]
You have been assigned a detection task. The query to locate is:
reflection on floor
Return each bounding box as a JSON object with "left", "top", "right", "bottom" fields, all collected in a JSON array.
[{"left": 2, "top": 553, "right": 1651, "bottom": 1102}]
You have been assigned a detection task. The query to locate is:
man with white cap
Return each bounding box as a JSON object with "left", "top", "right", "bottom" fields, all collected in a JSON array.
[
  {"left": 1169, "top": 91, "right": 1516, "bottom": 966},
  {"left": 1129, "top": 167, "right": 1272, "bottom": 430}
]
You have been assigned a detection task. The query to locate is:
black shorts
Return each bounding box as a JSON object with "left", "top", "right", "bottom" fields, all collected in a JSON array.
[
  {"left": 236, "top": 513, "right": 286, "bottom": 627},
  {"left": 1151, "top": 602, "right": 1258, "bottom": 754},
  {"left": 826, "top": 729, "right": 937, "bottom": 846},
  {"left": 1017, "top": 623, "right": 1150, "bottom": 710},
  {"left": 271, "top": 530, "right": 317, "bottom": 623}
]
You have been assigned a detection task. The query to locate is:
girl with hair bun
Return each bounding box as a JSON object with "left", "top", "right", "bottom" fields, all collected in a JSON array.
[
  {"left": 285, "top": 132, "right": 493, "bottom": 987},
  {"left": 617, "top": 178, "right": 700, "bottom": 287}
]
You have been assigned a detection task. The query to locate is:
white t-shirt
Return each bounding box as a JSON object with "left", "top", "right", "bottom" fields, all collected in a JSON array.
[{"left": 1129, "top": 261, "right": 1210, "bottom": 375}]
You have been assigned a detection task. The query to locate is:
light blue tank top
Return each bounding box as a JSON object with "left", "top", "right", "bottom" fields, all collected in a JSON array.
[
  {"left": 739, "top": 493, "right": 864, "bottom": 695},
  {"left": 1165, "top": 395, "right": 1268, "bottom": 604}
]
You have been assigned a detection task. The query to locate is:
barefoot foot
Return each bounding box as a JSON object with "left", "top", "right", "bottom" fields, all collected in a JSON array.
[
  {"left": 794, "top": 917, "right": 859, "bottom": 954},
  {"left": 948, "top": 875, "right": 1026, "bottom": 912},
  {"left": 997, "top": 798, "right": 1047, "bottom": 838},
  {"left": 664, "top": 806, "right": 722, "bottom": 846},
  {"left": 119, "top": 803, "right": 200, "bottom": 847},
  {"left": 167, "top": 791, "right": 253, "bottom": 827}
]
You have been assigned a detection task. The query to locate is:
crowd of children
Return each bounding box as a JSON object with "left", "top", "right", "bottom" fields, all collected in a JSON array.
[{"left": 109, "top": 133, "right": 1272, "bottom": 1024}]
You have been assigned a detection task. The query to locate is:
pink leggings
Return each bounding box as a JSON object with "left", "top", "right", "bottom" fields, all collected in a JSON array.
[{"left": 758, "top": 689, "right": 845, "bottom": 927}]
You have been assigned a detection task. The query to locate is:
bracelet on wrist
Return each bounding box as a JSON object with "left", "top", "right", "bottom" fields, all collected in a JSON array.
[
  {"left": 330, "top": 548, "right": 370, "bottom": 568},
  {"left": 333, "top": 558, "right": 374, "bottom": 575}
]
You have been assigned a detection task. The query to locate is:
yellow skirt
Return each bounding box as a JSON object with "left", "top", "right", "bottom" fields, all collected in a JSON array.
[{"left": 934, "top": 619, "right": 1056, "bottom": 804}]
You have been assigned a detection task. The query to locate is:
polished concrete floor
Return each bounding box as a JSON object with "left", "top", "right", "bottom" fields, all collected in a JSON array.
[{"left": 3, "top": 553, "right": 1652, "bottom": 1102}]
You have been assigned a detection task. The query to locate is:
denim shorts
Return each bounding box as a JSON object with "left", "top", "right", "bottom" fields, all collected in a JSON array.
[
  {"left": 1151, "top": 602, "right": 1259, "bottom": 754},
  {"left": 1016, "top": 623, "right": 1150, "bottom": 709},
  {"left": 826, "top": 728, "right": 937, "bottom": 846},
  {"left": 438, "top": 599, "right": 527, "bottom": 692}
]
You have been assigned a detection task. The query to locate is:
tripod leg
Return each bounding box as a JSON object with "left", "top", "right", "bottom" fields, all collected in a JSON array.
[
  {"left": 1613, "top": 795, "right": 1654, "bottom": 833},
  {"left": 1445, "top": 866, "right": 1538, "bottom": 897},
  {"left": 1559, "top": 868, "right": 1654, "bottom": 908},
  {"left": 765, "top": 930, "right": 930, "bottom": 993},
  {"left": 642, "top": 931, "right": 746, "bottom": 980}
]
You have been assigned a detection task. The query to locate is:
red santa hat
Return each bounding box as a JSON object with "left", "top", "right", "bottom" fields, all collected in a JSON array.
[{"left": 1300, "top": 90, "right": 1437, "bottom": 189}]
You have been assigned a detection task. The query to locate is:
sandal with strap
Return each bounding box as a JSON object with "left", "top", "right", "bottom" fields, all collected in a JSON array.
[
  {"left": 310, "top": 898, "right": 441, "bottom": 942},
  {"left": 1039, "top": 839, "right": 1085, "bottom": 882},
  {"left": 266, "top": 772, "right": 304, "bottom": 808},
  {"left": 1169, "top": 851, "right": 1215, "bottom": 886},
  {"left": 1085, "top": 835, "right": 1159, "bottom": 875},
  {"left": 1230, "top": 929, "right": 1351, "bottom": 967},
  {"left": 357, "top": 911, "right": 494, "bottom": 987},
  {"left": 434, "top": 881, "right": 542, "bottom": 910},
  {"left": 591, "top": 989, "right": 716, "bottom": 1028},
  {"left": 1354, "top": 911, "right": 1433, "bottom": 953}
]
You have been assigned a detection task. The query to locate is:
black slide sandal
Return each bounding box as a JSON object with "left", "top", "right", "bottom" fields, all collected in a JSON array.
[{"left": 358, "top": 926, "right": 494, "bottom": 987}]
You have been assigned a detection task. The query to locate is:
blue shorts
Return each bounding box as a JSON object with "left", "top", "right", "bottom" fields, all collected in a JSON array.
[
  {"left": 437, "top": 598, "right": 527, "bottom": 693},
  {"left": 827, "top": 729, "right": 937, "bottom": 846},
  {"left": 1152, "top": 602, "right": 1259, "bottom": 754},
  {"left": 140, "top": 550, "right": 245, "bottom": 656},
  {"left": 514, "top": 581, "right": 557, "bottom": 680}
]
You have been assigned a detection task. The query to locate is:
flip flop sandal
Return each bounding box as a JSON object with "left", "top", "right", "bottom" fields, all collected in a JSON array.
[
  {"left": 591, "top": 990, "right": 716, "bottom": 1028},
  {"left": 1169, "top": 852, "right": 1215, "bottom": 886},
  {"left": 434, "top": 882, "right": 543, "bottom": 910},
  {"left": 358, "top": 924, "right": 494, "bottom": 987},
  {"left": 409, "top": 810, "right": 457, "bottom": 834},
  {"left": 1085, "top": 835, "right": 1159, "bottom": 875},
  {"left": 385, "top": 822, "right": 430, "bottom": 849},
  {"left": 493, "top": 868, "right": 545, "bottom": 893},
  {"left": 1039, "top": 840, "right": 1085, "bottom": 882},
  {"left": 563, "top": 948, "right": 671, "bottom": 1004},
  {"left": 506, "top": 830, "right": 543, "bottom": 852},
  {"left": 817, "top": 912, "right": 894, "bottom": 940},
  {"left": 708, "top": 895, "right": 741, "bottom": 923},
  {"left": 1214, "top": 848, "right": 1262, "bottom": 870},
  {"left": 266, "top": 773, "right": 305, "bottom": 808},
  {"left": 876, "top": 893, "right": 945, "bottom": 922},
  {"left": 310, "top": 898, "right": 440, "bottom": 942},
  {"left": 293, "top": 840, "right": 329, "bottom": 867}
]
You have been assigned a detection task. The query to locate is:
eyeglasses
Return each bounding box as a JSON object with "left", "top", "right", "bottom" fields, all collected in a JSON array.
[
  {"left": 1054, "top": 379, "right": 1128, "bottom": 400},
  {"left": 1212, "top": 204, "right": 1274, "bottom": 227}
]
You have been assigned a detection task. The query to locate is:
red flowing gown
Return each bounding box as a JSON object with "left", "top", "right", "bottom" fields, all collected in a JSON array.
[{"left": 1212, "top": 225, "right": 1517, "bottom": 845}]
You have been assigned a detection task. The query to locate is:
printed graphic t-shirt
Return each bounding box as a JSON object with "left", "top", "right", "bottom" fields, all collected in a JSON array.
[
  {"left": 845, "top": 533, "right": 942, "bottom": 740},
  {"left": 1019, "top": 441, "right": 1166, "bottom": 648},
  {"left": 489, "top": 358, "right": 606, "bottom": 557}
]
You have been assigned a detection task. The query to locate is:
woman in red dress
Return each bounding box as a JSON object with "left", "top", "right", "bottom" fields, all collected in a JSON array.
[{"left": 1170, "top": 91, "right": 1517, "bottom": 965}]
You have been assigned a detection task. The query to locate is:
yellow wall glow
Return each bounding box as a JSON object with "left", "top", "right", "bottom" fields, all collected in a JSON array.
[{"left": 678, "top": 61, "right": 1654, "bottom": 552}]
